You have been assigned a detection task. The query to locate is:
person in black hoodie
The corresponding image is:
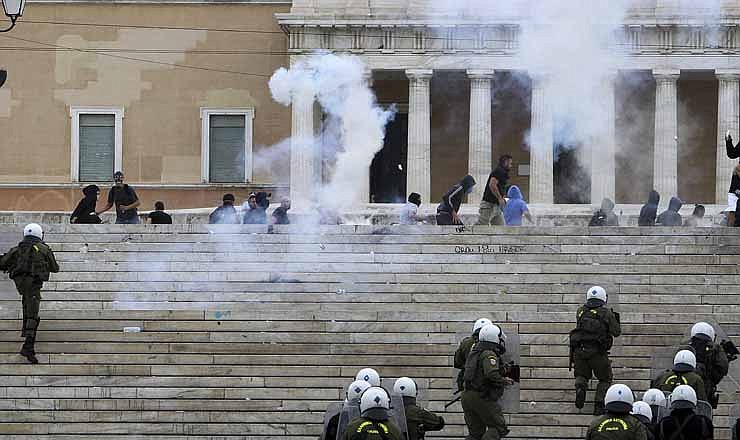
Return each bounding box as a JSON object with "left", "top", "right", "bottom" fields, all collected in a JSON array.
[
  {"left": 70, "top": 185, "right": 102, "bottom": 224},
  {"left": 589, "top": 198, "right": 619, "bottom": 226},
  {"left": 657, "top": 197, "right": 683, "bottom": 226},
  {"left": 638, "top": 190, "right": 660, "bottom": 226},
  {"left": 436, "top": 175, "right": 476, "bottom": 225}
]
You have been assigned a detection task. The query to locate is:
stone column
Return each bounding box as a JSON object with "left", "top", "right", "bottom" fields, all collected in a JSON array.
[
  {"left": 467, "top": 69, "right": 494, "bottom": 204},
  {"left": 529, "top": 74, "right": 554, "bottom": 204},
  {"left": 653, "top": 70, "right": 680, "bottom": 200},
  {"left": 716, "top": 70, "right": 740, "bottom": 204},
  {"left": 590, "top": 73, "right": 617, "bottom": 204},
  {"left": 290, "top": 89, "right": 316, "bottom": 206},
  {"left": 406, "top": 69, "right": 433, "bottom": 203},
  {"left": 359, "top": 69, "right": 373, "bottom": 204}
]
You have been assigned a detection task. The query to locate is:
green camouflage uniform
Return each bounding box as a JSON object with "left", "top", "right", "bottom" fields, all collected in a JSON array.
[
  {"left": 682, "top": 337, "right": 730, "bottom": 407},
  {"left": 401, "top": 396, "right": 445, "bottom": 440},
  {"left": 0, "top": 236, "right": 59, "bottom": 360},
  {"left": 586, "top": 413, "right": 648, "bottom": 440},
  {"left": 651, "top": 369, "right": 707, "bottom": 402},
  {"left": 455, "top": 335, "right": 477, "bottom": 391},
  {"left": 461, "top": 340, "right": 509, "bottom": 440}
]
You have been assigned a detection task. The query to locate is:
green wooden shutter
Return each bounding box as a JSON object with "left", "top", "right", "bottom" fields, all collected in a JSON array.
[
  {"left": 79, "top": 114, "right": 115, "bottom": 182},
  {"left": 209, "top": 115, "right": 245, "bottom": 183}
]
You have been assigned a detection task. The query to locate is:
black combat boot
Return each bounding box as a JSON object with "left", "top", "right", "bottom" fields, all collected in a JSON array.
[
  {"left": 20, "top": 337, "right": 38, "bottom": 364},
  {"left": 593, "top": 401, "right": 605, "bottom": 416},
  {"left": 575, "top": 386, "right": 586, "bottom": 409}
]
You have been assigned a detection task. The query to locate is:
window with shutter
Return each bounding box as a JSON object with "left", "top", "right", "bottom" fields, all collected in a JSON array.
[
  {"left": 208, "top": 114, "right": 246, "bottom": 183},
  {"left": 78, "top": 114, "right": 115, "bottom": 182}
]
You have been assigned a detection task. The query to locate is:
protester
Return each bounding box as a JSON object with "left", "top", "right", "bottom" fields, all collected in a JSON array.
[
  {"left": 242, "top": 193, "right": 267, "bottom": 224},
  {"left": 476, "top": 155, "right": 512, "bottom": 226},
  {"left": 589, "top": 198, "right": 619, "bottom": 226},
  {"left": 684, "top": 205, "right": 705, "bottom": 227},
  {"left": 656, "top": 197, "right": 683, "bottom": 226},
  {"left": 70, "top": 185, "right": 102, "bottom": 224},
  {"left": 503, "top": 185, "right": 532, "bottom": 226},
  {"left": 436, "top": 175, "right": 476, "bottom": 225},
  {"left": 638, "top": 190, "right": 660, "bottom": 226},
  {"left": 96, "top": 171, "right": 141, "bottom": 224},
  {"left": 209, "top": 194, "right": 239, "bottom": 224},
  {"left": 724, "top": 131, "right": 740, "bottom": 226},
  {"left": 147, "top": 201, "right": 172, "bottom": 224},
  {"left": 272, "top": 198, "right": 291, "bottom": 225},
  {"left": 400, "top": 192, "right": 422, "bottom": 225}
]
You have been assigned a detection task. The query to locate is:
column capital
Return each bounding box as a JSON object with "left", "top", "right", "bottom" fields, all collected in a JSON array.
[
  {"left": 716, "top": 69, "right": 740, "bottom": 81},
  {"left": 652, "top": 69, "right": 680, "bottom": 81},
  {"left": 405, "top": 69, "right": 433, "bottom": 81},
  {"left": 466, "top": 69, "right": 495, "bottom": 80}
]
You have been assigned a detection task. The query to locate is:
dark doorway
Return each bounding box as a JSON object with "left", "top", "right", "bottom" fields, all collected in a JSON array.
[
  {"left": 554, "top": 144, "right": 591, "bottom": 204},
  {"left": 370, "top": 113, "right": 408, "bottom": 203}
]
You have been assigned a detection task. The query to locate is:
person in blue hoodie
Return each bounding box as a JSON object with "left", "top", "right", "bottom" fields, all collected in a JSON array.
[{"left": 503, "top": 185, "right": 532, "bottom": 226}]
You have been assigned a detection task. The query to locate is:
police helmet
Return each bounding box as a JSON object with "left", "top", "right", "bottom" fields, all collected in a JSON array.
[
  {"left": 673, "top": 350, "right": 697, "bottom": 373},
  {"left": 642, "top": 388, "right": 667, "bottom": 408},
  {"left": 393, "top": 377, "right": 417, "bottom": 398},
  {"left": 670, "top": 385, "right": 697, "bottom": 410},
  {"left": 23, "top": 223, "right": 43, "bottom": 240},
  {"left": 346, "top": 380, "right": 372, "bottom": 401},
  {"left": 631, "top": 401, "right": 653, "bottom": 422},
  {"left": 355, "top": 368, "right": 381, "bottom": 387},
  {"left": 360, "top": 386, "right": 391, "bottom": 414},
  {"left": 691, "top": 322, "right": 715, "bottom": 342},
  {"left": 478, "top": 324, "right": 506, "bottom": 345},
  {"left": 604, "top": 384, "right": 634, "bottom": 413},
  {"left": 472, "top": 318, "right": 493, "bottom": 333},
  {"left": 586, "top": 286, "right": 607, "bottom": 304}
]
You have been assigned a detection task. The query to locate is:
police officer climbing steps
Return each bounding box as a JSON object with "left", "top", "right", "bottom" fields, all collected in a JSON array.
[
  {"left": 656, "top": 385, "right": 713, "bottom": 440},
  {"left": 586, "top": 384, "right": 648, "bottom": 440},
  {"left": 0, "top": 224, "right": 59, "bottom": 364},
  {"left": 651, "top": 350, "right": 707, "bottom": 402},
  {"left": 631, "top": 401, "right": 657, "bottom": 440},
  {"left": 570, "top": 286, "right": 621, "bottom": 415},
  {"left": 681, "top": 321, "right": 733, "bottom": 409},
  {"left": 342, "top": 387, "right": 404, "bottom": 440},
  {"left": 455, "top": 318, "right": 493, "bottom": 393},
  {"left": 393, "top": 377, "right": 444, "bottom": 440},
  {"left": 461, "top": 323, "right": 513, "bottom": 440}
]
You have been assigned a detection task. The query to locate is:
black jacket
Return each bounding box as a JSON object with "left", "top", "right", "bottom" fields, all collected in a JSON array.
[
  {"left": 209, "top": 205, "right": 239, "bottom": 224},
  {"left": 727, "top": 137, "right": 740, "bottom": 194},
  {"left": 657, "top": 197, "right": 683, "bottom": 227},
  {"left": 657, "top": 409, "right": 713, "bottom": 440},
  {"left": 438, "top": 175, "right": 476, "bottom": 214},
  {"left": 70, "top": 185, "right": 102, "bottom": 224},
  {"left": 639, "top": 190, "right": 660, "bottom": 226}
]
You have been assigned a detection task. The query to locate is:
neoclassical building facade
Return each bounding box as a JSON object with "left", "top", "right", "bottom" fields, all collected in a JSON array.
[{"left": 278, "top": 0, "right": 740, "bottom": 206}]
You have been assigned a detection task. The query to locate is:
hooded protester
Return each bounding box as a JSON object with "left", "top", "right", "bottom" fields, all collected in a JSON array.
[
  {"left": 209, "top": 194, "right": 240, "bottom": 225},
  {"left": 589, "top": 198, "right": 619, "bottom": 227},
  {"left": 684, "top": 205, "right": 705, "bottom": 227},
  {"left": 70, "top": 185, "right": 102, "bottom": 224},
  {"left": 657, "top": 197, "right": 683, "bottom": 227},
  {"left": 503, "top": 185, "right": 532, "bottom": 226},
  {"left": 638, "top": 190, "right": 660, "bottom": 227},
  {"left": 436, "top": 175, "right": 476, "bottom": 225}
]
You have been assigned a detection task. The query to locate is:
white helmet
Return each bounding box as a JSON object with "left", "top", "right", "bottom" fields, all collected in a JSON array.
[
  {"left": 669, "top": 385, "right": 697, "bottom": 410},
  {"left": 478, "top": 324, "right": 506, "bottom": 345},
  {"left": 604, "top": 384, "right": 634, "bottom": 413},
  {"left": 360, "top": 386, "right": 391, "bottom": 414},
  {"left": 642, "top": 389, "right": 667, "bottom": 408},
  {"left": 473, "top": 318, "right": 493, "bottom": 333},
  {"left": 346, "top": 380, "right": 372, "bottom": 401},
  {"left": 586, "top": 286, "right": 608, "bottom": 304},
  {"left": 690, "top": 322, "right": 715, "bottom": 342},
  {"left": 355, "top": 368, "right": 381, "bottom": 387},
  {"left": 393, "top": 377, "right": 417, "bottom": 398},
  {"left": 631, "top": 401, "right": 653, "bottom": 422},
  {"left": 673, "top": 350, "right": 697, "bottom": 372},
  {"left": 23, "top": 223, "right": 43, "bottom": 239}
]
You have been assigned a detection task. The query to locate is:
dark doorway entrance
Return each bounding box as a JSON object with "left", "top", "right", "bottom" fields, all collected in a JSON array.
[
  {"left": 370, "top": 113, "right": 408, "bottom": 203},
  {"left": 554, "top": 144, "right": 591, "bottom": 204}
]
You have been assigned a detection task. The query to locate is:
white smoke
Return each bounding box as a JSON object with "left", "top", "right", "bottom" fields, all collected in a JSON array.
[{"left": 269, "top": 53, "right": 395, "bottom": 211}]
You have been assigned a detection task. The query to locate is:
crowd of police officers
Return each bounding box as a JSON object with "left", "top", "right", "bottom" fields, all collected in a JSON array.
[{"left": 320, "top": 285, "right": 740, "bottom": 440}]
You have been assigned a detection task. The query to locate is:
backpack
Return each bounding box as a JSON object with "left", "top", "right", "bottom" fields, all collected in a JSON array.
[
  {"left": 569, "top": 306, "right": 610, "bottom": 350},
  {"left": 8, "top": 242, "right": 50, "bottom": 281}
]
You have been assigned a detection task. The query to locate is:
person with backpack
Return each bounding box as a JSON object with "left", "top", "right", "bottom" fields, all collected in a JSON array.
[
  {"left": 96, "top": 171, "right": 141, "bottom": 224},
  {"left": 570, "top": 286, "right": 621, "bottom": 415},
  {"left": 652, "top": 350, "right": 707, "bottom": 402},
  {"left": 0, "top": 224, "right": 59, "bottom": 364},
  {"left": 679, "top": 322, "right": 730, "bottom": 408},
  {"left": 656, "top": 385, "right": 713, "bottom": 440}
]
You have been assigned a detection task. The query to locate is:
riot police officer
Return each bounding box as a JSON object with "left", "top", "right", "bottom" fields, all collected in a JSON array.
[
  {"left": 356, "top": 368, "right": 381, "bottom": 387},
  {"left": 342, "top": 387, "right": 404, "bottom": 440},
  {"left": 656, "top": 385, "right": 713, "bottom": 440},
  {"left": 0, "top": 223, "right": 59, "bottom": 364},
  {"left": 683, "top": 321, "right": 730, "bottom": 408},
  {"left": 632, "top": 401, "right": 656, "bottom": 440},
  {"left": 454, "top": 318, "right": 493, "bottom": 391},
  {"left": 569, "top": 286, "right": 621, "bottom": 414},
  {"left": 642, "top": 389, "right": 667, "bottom": 425},
  {"left": 321, "top": 380, "right": 371, "bottom": 440},
  {"left": 393, "top": 377, "right": 445, "bottom": 440},
  {"left": 461, "top": 323, "right": 512, "bottom": 440},
  {"left": 651, "top": 350, "right": 707, "bottom": 402},
  {"left": 586, "top": 384, "right": 648, "bottom": 440}
]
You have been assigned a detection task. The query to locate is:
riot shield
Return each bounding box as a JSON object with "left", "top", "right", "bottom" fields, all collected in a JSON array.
[
  {"left": 696, "top": 400, "right": 712, "bottom": 420},
  {"left": 319, "top": 402, "right": 342, "bottom": 440},
  {"left": 335, "top": 400, "right": 361, "bottom": 440},
  {"left": 499, "top": 330, "right": 521, "bottom": 413},
  {"left": 389, "top": 393, "right": 409, "bottom": 440}
]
